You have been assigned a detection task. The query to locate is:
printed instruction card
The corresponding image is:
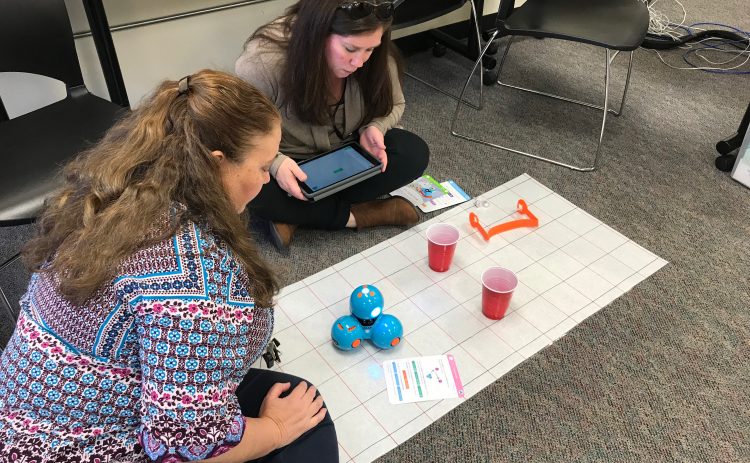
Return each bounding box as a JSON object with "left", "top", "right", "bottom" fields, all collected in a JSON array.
[
  {"left": 383, "top": 354, "right": 465, "bottom": 404},
  {"left": 391, "top": 175, "right": 471, "bottom": 213}
]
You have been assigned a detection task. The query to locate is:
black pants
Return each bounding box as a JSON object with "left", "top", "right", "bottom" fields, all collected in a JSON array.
[
  {"left": 249, "top": 128, "right": 430, "bottom": 229},
  {"left": 236, "top": 369, "right": 339, "bottom": 463}
]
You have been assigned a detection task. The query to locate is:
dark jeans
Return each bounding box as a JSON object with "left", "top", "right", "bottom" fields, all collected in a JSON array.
[
  {"left": 249, "top": 128, "right": 430, "bottom": 229},
  {"left": 236, "top": 369, "right": 339, "bottom": 463}
]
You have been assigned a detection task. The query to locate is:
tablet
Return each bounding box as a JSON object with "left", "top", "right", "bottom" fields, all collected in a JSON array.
[{"left": 297, "top": 142, "right": 382, "bottom": 201}]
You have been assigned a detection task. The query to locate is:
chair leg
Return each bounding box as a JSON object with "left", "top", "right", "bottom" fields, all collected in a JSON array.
[
  {"left": 591, "top": 49, "right": 612, "bottom": 171},
  {"left": 0, "top": 253, "right": 21, "bottom": 323},
  {"left": 613, "top": 50, "right": 635, "bottom": 117},
  {"left": 451, "top": 30, "right": 500, "bottom": 134},
  {"left": 451, "top": 42, "right": 623, "bottom": 171},
  {"left": 493, "top": 35, "right": 515, "bottom": 84},
  {"left": 404, "top": 0, "right": 485, "bottom": 110},
  {"left": 496, "top": 47, "right": 634, "bottom": 116}
]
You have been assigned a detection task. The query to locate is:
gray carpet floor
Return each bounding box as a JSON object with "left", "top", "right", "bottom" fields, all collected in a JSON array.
[
  {"left": 372, "top": 2, "right": 750, "bottom": 462},
  {"left": 0, "top": 0, "right": 748, "bottom": 460}
]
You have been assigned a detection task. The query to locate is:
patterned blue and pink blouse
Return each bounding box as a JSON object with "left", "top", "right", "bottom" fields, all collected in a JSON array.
[{"left": 0, "top": 220, "right": 274, "bottom": 461}]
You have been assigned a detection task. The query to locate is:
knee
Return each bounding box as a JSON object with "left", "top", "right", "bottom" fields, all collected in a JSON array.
[
  {"left": 418, "top": 145, "right": 430, "bottom": 173},
  {"left": 305, "top": 382, "right": 335, "bottom": 426},
  {"left": 409, "top": 133, "right": 430, "bottom": 175},
  {"left": 388, "top": 129, "right": 430, "bottom": 176},
  {"left": 277, "top": 376, "right": 335, "bottom": 424}
]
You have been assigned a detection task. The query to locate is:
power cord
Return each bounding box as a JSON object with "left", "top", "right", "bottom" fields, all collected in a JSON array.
[{"left": 638, "top": 0, "right": 749, "bottom": 74}]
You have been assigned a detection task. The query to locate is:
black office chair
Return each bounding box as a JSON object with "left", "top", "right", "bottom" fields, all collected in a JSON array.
[
  {"left": 392, "top": 0, "right": 486, "bottom": 109},
  {"left": 0, "top": 0, "right": 128, "bottom": 322},
  {"left": 450, "top": 0, "right": 649, "bottom": 171}
]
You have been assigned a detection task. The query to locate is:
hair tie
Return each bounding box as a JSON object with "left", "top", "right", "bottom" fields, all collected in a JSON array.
[{"left": 177, "top": 76, "right": 191, "bottom": 95}]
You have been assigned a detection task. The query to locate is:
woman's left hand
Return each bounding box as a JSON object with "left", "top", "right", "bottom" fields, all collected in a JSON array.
[{"left": 360, "top": 126, "right": 388, "bottom": 172}]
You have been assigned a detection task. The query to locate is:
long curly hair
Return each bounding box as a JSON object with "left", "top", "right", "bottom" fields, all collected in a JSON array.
[
  {"left": 249, "top": 0, "right": 402, "bottom": 126},
  {"left": 23, "top": 69, "right": 280, "bottom": 308}
]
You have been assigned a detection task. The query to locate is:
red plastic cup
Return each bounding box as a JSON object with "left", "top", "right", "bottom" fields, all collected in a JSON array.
[
  {"left": 481, "top": 267, "right": 518, "bottom": 320},
  {"left": 426, "top": 223, "right": 460, "bottom": 272}
]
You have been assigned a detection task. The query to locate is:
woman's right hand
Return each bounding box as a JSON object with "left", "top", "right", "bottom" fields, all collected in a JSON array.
[
  {"left": 275, "top": 157, "right": 308, "bottom": 201},
  {"left": 259, "top": 381, "right": 327, "bottom": 448}
]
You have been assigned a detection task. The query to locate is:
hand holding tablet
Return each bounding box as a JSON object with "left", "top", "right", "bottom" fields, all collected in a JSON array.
[
  {"left": 296, "top": 142, "right": 383, "bottom": 201},
  {"left": 359, "top": 126, "right": 388, "bottom": 172},
  {"left": 276, "top": 158, "right": 309, "bottom": 200}
]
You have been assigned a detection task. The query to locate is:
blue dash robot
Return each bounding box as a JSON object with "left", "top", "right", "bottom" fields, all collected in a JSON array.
[{"left": 331, "top": 284, "right": 403, "bottom": 350}]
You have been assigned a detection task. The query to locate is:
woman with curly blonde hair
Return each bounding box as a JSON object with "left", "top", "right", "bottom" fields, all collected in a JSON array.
[{"left": 0, "top": 70, "right": 337, "bottom": 462}]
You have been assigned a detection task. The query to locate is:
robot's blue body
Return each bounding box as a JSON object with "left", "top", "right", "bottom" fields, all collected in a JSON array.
[{"left": 331, "top": 285, "right": 403, "bottom": 350}]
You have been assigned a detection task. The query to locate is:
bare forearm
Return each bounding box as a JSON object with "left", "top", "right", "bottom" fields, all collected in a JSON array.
[{"left": 200, "top": 417, "right": 281, "bottom": 463}]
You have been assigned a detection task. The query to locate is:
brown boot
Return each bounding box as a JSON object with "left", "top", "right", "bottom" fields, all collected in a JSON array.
[
  {"left": 350, "top": 197, "right": 420, "bottom": 230},
  {"left": 269, "top": 222, "right": 297, "bottom": 251}
]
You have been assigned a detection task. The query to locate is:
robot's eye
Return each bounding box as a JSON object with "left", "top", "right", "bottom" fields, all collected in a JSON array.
[
  {"left": 369, "top": 291, "right": 375, "bottom": 296},
  {"left": 357, "top": 292, "right": 363, "bottom": 298},
  {"left": 370, "top": 307, "right": 381, "bottom": 318}
]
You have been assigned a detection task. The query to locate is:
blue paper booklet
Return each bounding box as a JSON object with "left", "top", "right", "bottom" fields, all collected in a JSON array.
[{"left": 391, "top": 174, "right": 471, "bottom": 213}]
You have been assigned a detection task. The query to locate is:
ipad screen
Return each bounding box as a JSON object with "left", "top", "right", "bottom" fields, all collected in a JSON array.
[{"left": 299, "top": 145, "right": 377, "bottom": 192}]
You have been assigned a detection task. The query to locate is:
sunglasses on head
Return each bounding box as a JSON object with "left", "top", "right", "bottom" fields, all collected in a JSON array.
[{"left": 338, "top": 1, "right": 395, "bottom": 21}]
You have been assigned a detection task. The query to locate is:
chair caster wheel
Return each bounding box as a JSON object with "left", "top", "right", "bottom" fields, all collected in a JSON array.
[
  {"left": 486, "top": 41, "right": 500, "bottom": 55},
  {"left": 715, "top": 154, "right": 736, "bottom": 172},
  {"left": 716, "top": 140, "right": 739, "bottom": 156},
  {"left": 432, "top": 43, "right": 447, "bottom": 57},
  {"left": 482, "top": 70, "right": 497, "bottom": 86}
]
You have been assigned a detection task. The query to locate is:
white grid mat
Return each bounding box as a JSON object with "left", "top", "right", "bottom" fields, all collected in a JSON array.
[{"left": 261, "top": 174, "right": 667, "bottom": 462}]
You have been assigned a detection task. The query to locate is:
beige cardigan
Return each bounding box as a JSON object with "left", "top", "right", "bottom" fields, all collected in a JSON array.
[{"left": 235, "top": 28, "right": 405, "bottom": 176}]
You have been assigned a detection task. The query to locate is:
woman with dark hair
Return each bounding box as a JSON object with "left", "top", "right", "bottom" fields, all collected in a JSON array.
[
  {"left": 236, "top": 0, "right": 430, "bottom": 250},
  {"left": 0, "top": 70, "right": 337, "bottom": 462}
]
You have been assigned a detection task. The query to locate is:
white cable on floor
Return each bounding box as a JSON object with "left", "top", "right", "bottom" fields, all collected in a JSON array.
[{"left": 640, "top": 0, "right": 750, "bottom": 73}]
